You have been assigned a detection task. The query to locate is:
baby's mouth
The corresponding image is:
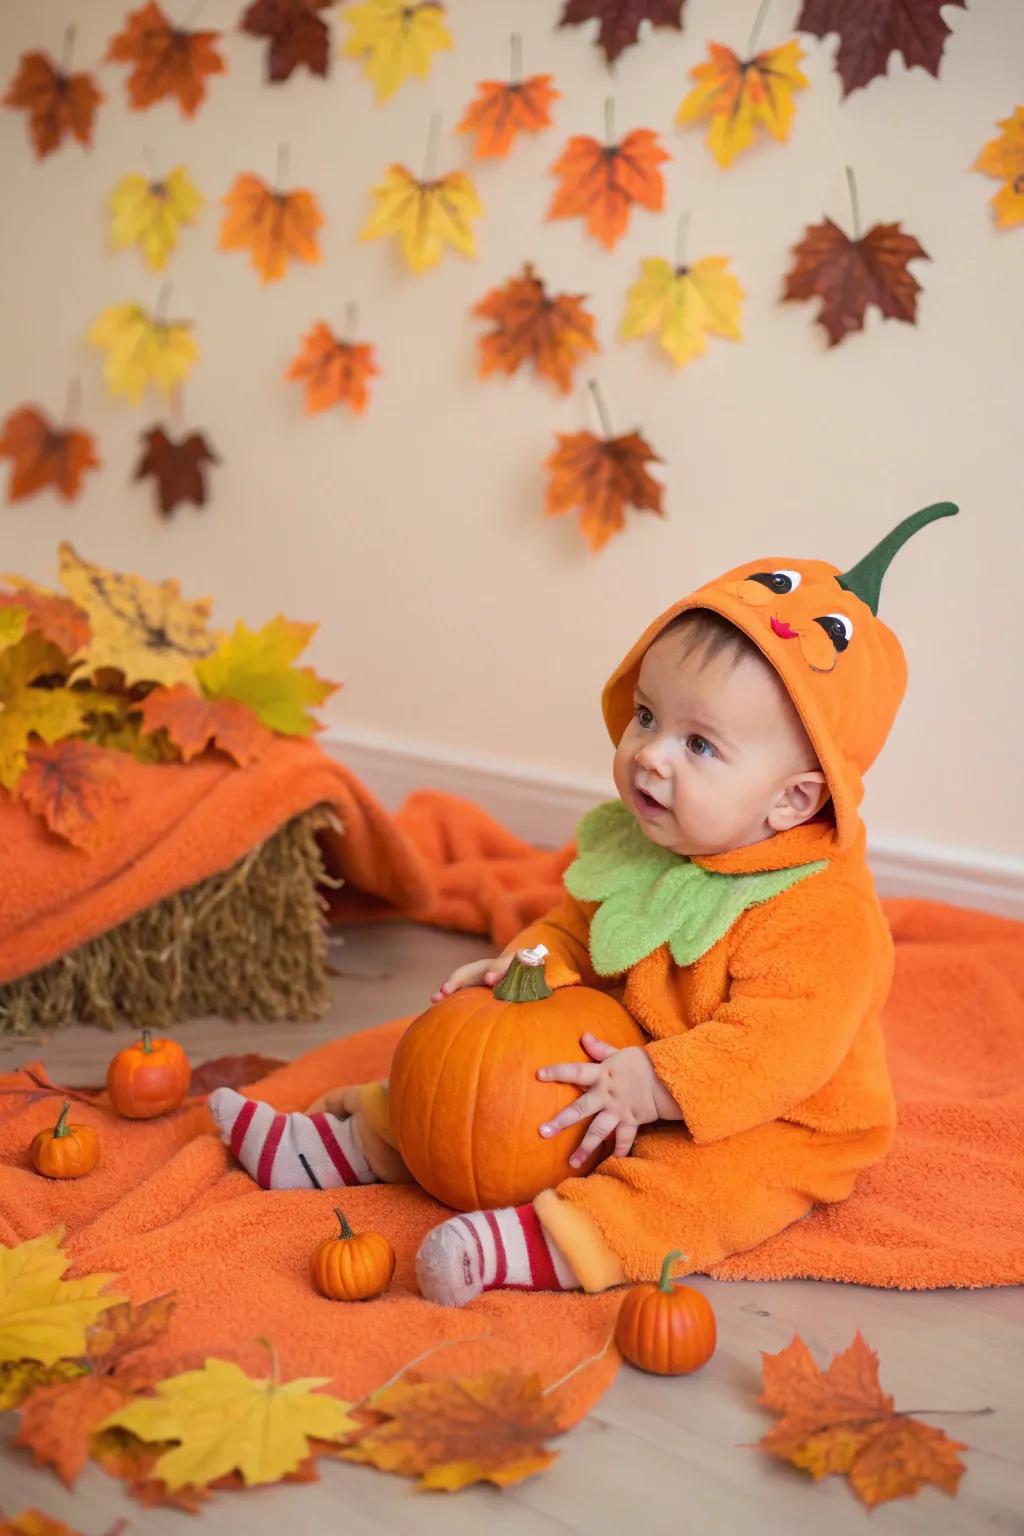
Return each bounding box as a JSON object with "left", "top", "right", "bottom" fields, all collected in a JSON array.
[{"left": 634, "top": 785, "right": 668, "bottom": 816}]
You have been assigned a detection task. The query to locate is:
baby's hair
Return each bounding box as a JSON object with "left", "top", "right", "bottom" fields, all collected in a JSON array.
[{"left": 661, "top": 609, "right": 758, "bottom": 673}]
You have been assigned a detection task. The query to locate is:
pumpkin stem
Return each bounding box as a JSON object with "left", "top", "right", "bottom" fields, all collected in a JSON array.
[
  {"left": 142, "top": 1029, "right": 152, "bottom": 1055},
  {"left": 52, "top": 1100, "right": 71, "bottom": 1138},
  {"left": 334, "top": 1208, "right": 354, "bottom": 1240},
  {"left": 657, "top": 1250, "right": 688, "bottom": 1291},
  {"left": 494, "top": 946, "right": 553, "bottom": 1003}
]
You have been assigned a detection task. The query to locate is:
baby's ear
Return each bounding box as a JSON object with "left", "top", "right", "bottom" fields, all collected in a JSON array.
[{"left": 768, "top": 771, "right": 830, "bottom": 832}]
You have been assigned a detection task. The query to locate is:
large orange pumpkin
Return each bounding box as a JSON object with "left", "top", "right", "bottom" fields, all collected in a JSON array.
[
  {"left": 106, "top": 1029, "right": 191, "bottom": 1119},
  {"left": 389, "top": 945, "right": 646, "bottom": 1211}
]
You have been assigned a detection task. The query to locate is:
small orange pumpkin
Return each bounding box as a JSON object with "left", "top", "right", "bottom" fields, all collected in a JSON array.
[
  {"left": 615, "top": 1250, "right": 717, "bottom": 1376},
  {"left": 311, "top": 1209, "right": 395, "bottom": 1301},
  {"left": 389, "top": 945, "right": 647, "bottom": 1211},
  {"left": 30, "top": 1100, "right": 100, "bottom": 1180},
  {"left": 106, "top": 1028, "right": 191, "bottom": 1119}
]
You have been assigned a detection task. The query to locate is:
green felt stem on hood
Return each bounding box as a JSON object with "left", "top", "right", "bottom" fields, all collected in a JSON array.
[{"left": 837, "top": 502, "right": 958, "bottom": 615}]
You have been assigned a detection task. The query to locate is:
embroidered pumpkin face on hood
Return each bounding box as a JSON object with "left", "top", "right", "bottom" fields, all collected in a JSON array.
[{"left": 602, "top": 503, "right": 959, "bottom": 852}]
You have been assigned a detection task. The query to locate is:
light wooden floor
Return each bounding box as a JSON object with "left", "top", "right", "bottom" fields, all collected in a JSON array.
[{"left": 2, "top": 922, "right": 1021, "bottom": 1535}]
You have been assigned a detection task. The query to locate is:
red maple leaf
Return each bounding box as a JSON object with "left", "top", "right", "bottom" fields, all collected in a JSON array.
[
  {"left": 0, "top": 406, "right": 100, "bottom": 503},
  {"left": 106, "top": 1, "right": 226, "bottom": 117},
  {"left": 782, "top": 217, "right": 930, "bottom": 345},
  {"left": 15, "top": 739, "right": 127, "bottom": 849},
  {"left": 133, "top": 426, "right": 219, "bottom": 516},
  {"left": 558, "top": 1, "right": 687, "bottom": 64},
  {"left": 137, "top": 684, "right": 272, "bottom": 766},
  {"left": 240, "top": 0, "right": 332, "bottom": 83},
  {"left": 3, "top": 50, "right": 103, "bottom": 157},
  {"left": 796, "top": 0, "right": 967, "bottom": 97}
]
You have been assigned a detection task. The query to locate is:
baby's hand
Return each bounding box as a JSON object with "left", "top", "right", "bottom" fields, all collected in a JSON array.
[
  {"left": 538, "top": 1033, "right": 683, "bottom": 1167},
  {"left": 430, "top": 953, "right": 513, "bottom": 1005}
]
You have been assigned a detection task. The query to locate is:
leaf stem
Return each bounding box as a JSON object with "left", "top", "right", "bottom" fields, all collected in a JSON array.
[
  {"left": 897, "top": 1406, "right": 994, "bottom": 1418},
  {"left": 155, "top": 284, "right": 172, "bottom": 321},
  {"left": 542, "top": 1328, "right": 616, "bottom": 1398},
  {"left": 343, "top": 301, "right": 359, "bottom": 341},
  {"left": 423, "top": 112, "right": 442, "bottom": 183},
  {"left": 746, "top": 0, "right": 772, "bottom": 58},
  {"left": 257, "top": 1335, "right": 280, "bottom": 1389},
  {"left": 276, "top": 142, "right": 290, "bottom": 189},
  {"left": 604, "top": 96, "right": 616, "bottom": 147},
  {"left": 675, "top": 210, "right": 691, "bottom": 271},
  {"left": 65, "top": 376, "right": 81, "bottom": 423},
  {"left": 362, "top": 1332, "right": 491, "bottom": 1404},
  {"left": 510, "top": 32, "right": 522, "bottom": 85},
  {"left": 588, "top": 378, "right": 614, "bottom": 440},
  {"left": 61, "top": 26, "right": 76, "bottom": 74},
  {"left": 846, "top": 165, "right": 862, "bottom": 240}
]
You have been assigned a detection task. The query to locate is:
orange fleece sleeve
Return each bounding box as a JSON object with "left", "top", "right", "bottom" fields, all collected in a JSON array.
[
  {"left": 505, "top": 895, "right": 602, "bottom": 990},
  {"left": 645, "top": 894, "right": 888, "bottom": 1144}
]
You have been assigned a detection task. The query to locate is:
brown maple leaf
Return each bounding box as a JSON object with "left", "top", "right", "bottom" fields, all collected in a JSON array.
[
  {"left": 3, "top": 50, "right": 104, "bottom": 158},
  {"left": 286, "top": 324, "right": 379, "bottom": 415},
  {"left": 137, "top": 684, "right": 272, "bottom": 766},
  {"left": 458, "top": 74, "right": 559, "bottom": 159},
  {"left": 759, "top": 1332, "right": 970, "bottom": 1508},
  {"left": 90, "top": 1426, "right": 209, "bottom": 1513},
  {"left": 15, "top": 738, "right": 127, "bottom": 849},
  {"left": 344, "top": 1371, "right": 559, "bottom": 1491},
  {"left": 133, "top": 426, "right": 219, "bottom": 516},
  {"left": 545, "top": 417, "right": 665, "bottom": 553},
  {"left": 782, "top": 218, "right": 929, "bottom": 346},
  {"left": 16, "top": 1295, "right": 176, "bottom": 1489},
  {"left": 558, "top": 0, "right": 687, "bottom": 64},
  {"left": 106, "top": 2, "right": 226, "bottom": 118},
  {"left": 240, "top": 0, "right": 331, "bottom": 83},
  {"left": 0, "top": 406, "right": 100, "bottom": 504},
  {"left": 474, "top": 264, "right": 599, "bottom": 395},
  {"left": 796, "top": 0, "right": 966, "bottom": 97},
  {"left": 0, "top": 588, "right": 89, "bottom": 658},
  {"left": 547, "top": 126, "right": 668, "bottom": 248},
  {"left": 189, "top": 1054, "right": 287, "bottom": 1094}
]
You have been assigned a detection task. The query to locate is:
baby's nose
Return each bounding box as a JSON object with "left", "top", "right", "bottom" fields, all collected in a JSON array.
[{"left": 635, "top": 740, "right": 672, "bottom": 775}]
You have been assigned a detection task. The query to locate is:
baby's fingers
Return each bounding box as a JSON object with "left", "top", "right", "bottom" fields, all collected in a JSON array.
[
  {"left": 430, "top": 955, "right": 507, "bottom": 1003},
  {"left": 570, "top": 1109, "right": 620, "bottom": 1169}
]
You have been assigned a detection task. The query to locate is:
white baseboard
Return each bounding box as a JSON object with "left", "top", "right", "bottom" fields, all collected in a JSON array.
[{"left": 322, "top": 726, "right": 1024, "bottom": 923}]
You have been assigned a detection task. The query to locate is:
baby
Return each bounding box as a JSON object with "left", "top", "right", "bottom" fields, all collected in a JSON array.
[{"left": 211, "top": 501, "right": 957, "bottom": 1307}]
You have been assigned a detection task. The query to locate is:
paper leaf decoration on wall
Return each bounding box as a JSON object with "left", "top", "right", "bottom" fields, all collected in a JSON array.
[
  {"left": 973, "top": 107, "right": 1024, "bottom": 230},
  {"left": 16, "top": 739, "right": 127, "bottom": 850},
  {"left": 139, "top": 685, "right": 272, "bottom": 765},
  {"left": 3, "top": 50, "right": 103, "bottom": 157},
  {"left": 796, "top": 0, "right": 966, "bottom": 98},
  {"left": 108, "top": 167, "right": 203, "bottom": 271},
  {"left": 621, "top": 255, "right": 742, "bottom": 367},
  {"left": 546, "top": 391, "right": 665, "bottom": 552},
  {"left": 87, "top": 303, "right": 198, "bottom": 403},
  {"left": 342, "top": 0, "right": 452, "bottom": 103},
  {"left": 286, "top": 323, "right": 379, "bottom": 414},
  {"left": 134, "top": 426, "right": 219, "bottom": 515},
  {"left": 241, "top": 0, "right": 332, "bottom": 82},
  {"left": 676, "top": 40, "right": 808, "bottom": 167},
  {"left": 219, "top": 174, "right": 324, "bottom": 283},
  {"left": 557, "top": 1, "right": 687, "bottom": 64},
  {"left": 547, "top": 127, "right": 668, "bottom": 249},
  {"left": 106, "top": 3, "right": 226, "bottom": 118},
  {"left": 0, "top": 406, "right": 100, "bottom": 503},
  {"left": 196, "top": 618, "right": 338, "bottom": 736},
  {"left": 458, "top": 73, "right": 559, "bottom": 159},
  {"left": 782, "top": 219, "right": 929, "bottom": 346},
  {"left": 473, "top": 264, "right": 598, "bottom": 395},
  {"left": 361, "top": 165, "right": 481, "bottom": 272}
]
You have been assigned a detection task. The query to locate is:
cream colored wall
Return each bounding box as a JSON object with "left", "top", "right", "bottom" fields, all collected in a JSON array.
[{"left": 2, "top": 0, "right": 1021, "bottom": 859}]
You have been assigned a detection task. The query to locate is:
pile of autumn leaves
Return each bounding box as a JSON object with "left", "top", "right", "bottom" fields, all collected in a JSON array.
[
  {"left": 0, "top": 1226, "right": 973, "bottom": 1513},
  {"left": 0, "top": 544, "right": 336, "bottom": 850}
]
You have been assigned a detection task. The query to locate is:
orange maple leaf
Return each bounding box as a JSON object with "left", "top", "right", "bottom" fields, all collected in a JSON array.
[
  {"left": 137, "top": 684, "right": 272, "bottom": 766},
  {"left": 458, "top": 74, "right": 559, "bottom": 159},
  {"left": 15, "top": 739, "right": 127, "bottom": 850},
  {"left": 219, "top": 173, "right": 324, "bottom": 283},
  {"left": 3, "top": 50, "right": 103, "bottom": 158},
  {"left": 473, "top": 264, "right": 598, "bottom": 395},
  {"left": 676, "top": 39, "right": 808, "bottom": 168},
  {"left": 759, "top": 1332, "right": 969, "bottom": 1509},
  {"left": 547, "top": 127, "right": 668, "bottom": 249},
  {"left": 105, "top": 1, "right": 226, "bottom": 118},
  {"left": 545, "top": 424, "right": 665, "bottom": 552},
  {"left": 17, "top": 1295, "right": 176, "bottom": 1489},
  {"left": 286, "top": 323, "right": 379, "bottom": 415},
  {"left": 0, "top": 406, "right": 100, "bottom": 505},
  {"left": 0, "top": 587, "right": 90, "bottom": 657},
  {"left": 343, "top": 1370, "right": 559, "bottom": 1490}
]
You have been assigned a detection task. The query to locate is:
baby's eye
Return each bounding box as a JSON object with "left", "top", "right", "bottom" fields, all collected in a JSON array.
[
  {"left": 748, "top": 568, "right": 802, "bottom": 595},
  {"left": 686, "top": 734, "right": 716, "bottom": 759},
  {"left": 813, "top": 613, "right": 853, "bottom": 652},
  {"left": 635, "top": 705, "right": 655, "bottom": 730}
]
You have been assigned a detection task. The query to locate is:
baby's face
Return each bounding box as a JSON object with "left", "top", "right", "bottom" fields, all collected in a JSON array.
[{"left": 612, "top": 628, "right": 827, "bottom": 857}]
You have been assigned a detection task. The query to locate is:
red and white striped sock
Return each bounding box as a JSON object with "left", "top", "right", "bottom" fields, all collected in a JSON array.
[
  {"left": 208, "top": 1087, "right": 378, "bottom": 1191},
  {"left": 416, "top": 1204, "right": 579, "bottom": 1307}
]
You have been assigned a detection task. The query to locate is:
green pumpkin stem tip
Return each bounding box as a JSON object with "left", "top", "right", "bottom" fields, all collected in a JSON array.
[
  {"left": 53, "top": 1100, "right": 71, "bottom": 1138},
  {"left": 837, "top": 502, "right": 959, "bottom": 615},
  {"left": 494, "top": 945, "right": 553, "bottom": 1003},
  {"left": 335, "top": 1208, "right": 354, "bottom": 1240},
  {"left": 141, "top": 1029, "right": 152, "bottom": 1054},
  {"left": 657, "top": 1250, "right": 688, "bottom": 1290}
]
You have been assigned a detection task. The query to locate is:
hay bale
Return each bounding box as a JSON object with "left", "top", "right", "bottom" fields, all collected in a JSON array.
[{"left": 0, "top": 807, "right": 338, "bottom": 1035}]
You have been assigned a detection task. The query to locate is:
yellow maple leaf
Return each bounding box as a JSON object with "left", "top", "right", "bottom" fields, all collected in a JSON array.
[
  {"left": 0, "top": 687, "right": 90, "bottom": 791},
  {"left": 1, "top": 605, "right": 27, "bottom": 649},
  {"left": 0, "top": 1355, "right": 86, "bottom": 1412},
  {"left": 676, "top": 39, "right": 808, "bottom": 168},
  {"left": 621, "top": 255, "right": 743, "bottom": 367},
  {"left": 342, "top": 0, "right": 452, "bottom": 102},
  {"left": 361, "top": 164, "right": 482, "bottom": 272},
  {"left": 196, "top": 616, "right": 337, "bottom": 735},
  {"left": 0, "top": 1229, "right": 122, "bottom": 1369},
  {"left": 99, "top": 1354, "right": 355, "bottom": 1491},
  {"left": 973, "top": 106, "right": 1024, "bottom": 230},
  {"left": 58, "top": 542, "right": 218, "bottom": 689},
  {"left": 87, "top": 302, "right": 198, "bottom": 405},
  {"left": 109, "top": 166, "right": 204, "bottom": 272}
]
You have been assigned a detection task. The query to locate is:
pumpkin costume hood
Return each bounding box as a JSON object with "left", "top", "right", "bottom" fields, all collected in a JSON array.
[{"left": 602, "top": 503, "right": 959, "bottom": 852}]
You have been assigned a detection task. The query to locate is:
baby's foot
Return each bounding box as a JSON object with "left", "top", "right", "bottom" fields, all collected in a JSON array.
[
  {"left": 209, "top": 1088, "right": 378, "bottom": 1190},
  {"left": 416, "top": 1204, "right": 579, "bottom": 1307}
]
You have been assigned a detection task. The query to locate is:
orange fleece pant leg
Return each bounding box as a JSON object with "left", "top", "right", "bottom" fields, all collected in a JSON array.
[{"left": 538, "top": 1119, "right": 893, "bottom": 1286}]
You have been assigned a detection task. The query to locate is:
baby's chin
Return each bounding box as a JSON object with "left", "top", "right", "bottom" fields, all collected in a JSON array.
[{"left": 620, "top": 793, "right": 737, "bottom": 859}]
